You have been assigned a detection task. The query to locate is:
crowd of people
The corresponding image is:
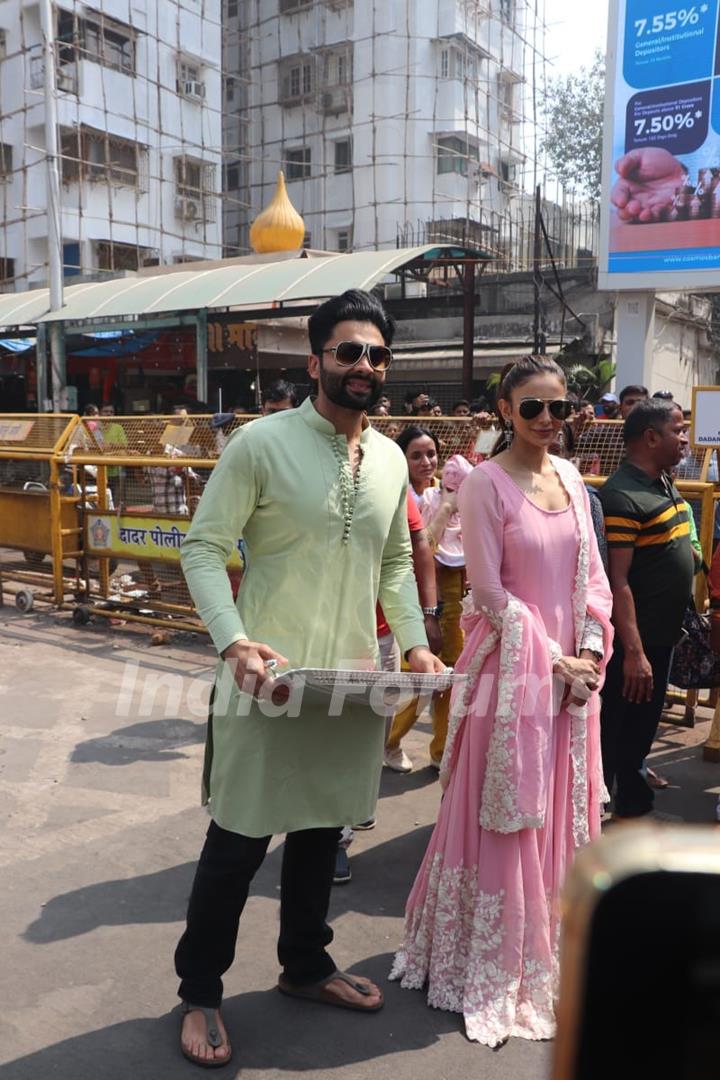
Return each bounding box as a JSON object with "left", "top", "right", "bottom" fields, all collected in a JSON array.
[{"left": 168, "top": 288, "right": 705, "bottom": 1066}]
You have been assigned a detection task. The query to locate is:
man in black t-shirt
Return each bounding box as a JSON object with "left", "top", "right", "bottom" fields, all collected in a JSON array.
[{"left": 598, "top": 400, "right": 694, "bottom": 819}]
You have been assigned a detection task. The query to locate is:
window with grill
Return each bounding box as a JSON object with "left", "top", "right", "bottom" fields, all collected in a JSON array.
[
  {"left": 0, "top": 257, "right": 15, "bottom": 282},
  {"left": 95, "top": 241, "right": 144, "bottom": 272},
  {"left": 174, "top": 156, "right": 217, "bottom": 221},
  {"left": 0, "top": 143, "right": 12, "bottom": 181},
  {"left": 336, "top": 228, "right": 352, "bottom": 252},
  {"left": 59, "top": 126, "right": 147, "bottom": 189},
  {"left": 279, "top": 55, "right": 315, "bottom": 102},
  {"left": 177, "top": 57, "right": 205, "bottom": 98},
  {"left": 285, "top": 146, "right": 311, "bottom": 180},
  {"left": 499, "top": 0, "right": 515, "bottom": 24},
  {"left": 280, "top": 0, "right": 313, "bottom": 12},
  {"left": 83, "top": 10, "right": 136, "bottom": 73},
  {"left": 322, "top": 46, "right": 352, "bottom": 87},
  {"left": 436, "top": 135, "right": 478, "bottom": 176},
  {"left": 439, "top": 45, "right": 477, "bottom": 82},
  {"left": 333, "top": 139, "right": 352, "bottom": 174},
  {"left": 57, "top": 10, "right": 79, "bottom": 64}
]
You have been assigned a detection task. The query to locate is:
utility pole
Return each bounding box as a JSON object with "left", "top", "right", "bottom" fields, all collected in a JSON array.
[
  {"left": 462, "top": 260, "right": 475, "bottom": 401},
  {"left": 532, "top": 185, "right": 546, "bottom": 355},
  {"left": 40, "top": 0, "right": 66, "bottom": 410}
]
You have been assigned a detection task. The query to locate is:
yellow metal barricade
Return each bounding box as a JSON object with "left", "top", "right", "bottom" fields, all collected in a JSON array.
[
  {"left": 0, "top": 413, "right": 84, "bottom": 612},
  {"left": 369, "top": 415, "right": 496, "bottom": 465},
  {"left": 64, "top": 414, "right": 254, "bottom": 632}
]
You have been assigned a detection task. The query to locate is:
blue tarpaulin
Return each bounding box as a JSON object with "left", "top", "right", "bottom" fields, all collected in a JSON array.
[
  {"left": 0, "top": 338, "right": 34, "bottom": 352},
  {"left": 71, "top": 332, "right": 159, "bottom": 357}
]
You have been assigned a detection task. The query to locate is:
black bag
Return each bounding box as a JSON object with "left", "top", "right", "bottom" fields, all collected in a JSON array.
[{"left": 669, "top": 605, "right": 720, "bottom": 689}]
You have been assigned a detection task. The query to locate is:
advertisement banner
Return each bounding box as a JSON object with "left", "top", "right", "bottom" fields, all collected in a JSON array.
[
  {"left": 85, "top": 513, "right": 246, "bottom": 568},
  {"left": 691, "top": 385, "right": 720, "bottom": 445},
  {"left": 600, "top": 0, "right": 720, "bottom": 288}
]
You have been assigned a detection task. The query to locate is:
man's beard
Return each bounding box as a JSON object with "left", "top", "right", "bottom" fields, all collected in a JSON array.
[{"left": 318, "top": 364, "right": 383, "bottom": 412}]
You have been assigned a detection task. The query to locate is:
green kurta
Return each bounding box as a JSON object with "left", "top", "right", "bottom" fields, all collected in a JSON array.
[{"left": 181, "top": 397, "right": 428, "bottom": 837}]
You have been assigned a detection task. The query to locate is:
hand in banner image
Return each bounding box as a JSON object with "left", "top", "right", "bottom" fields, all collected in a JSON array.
[{"left": 611, "top": 148, "right": 686, "bottom": 223}]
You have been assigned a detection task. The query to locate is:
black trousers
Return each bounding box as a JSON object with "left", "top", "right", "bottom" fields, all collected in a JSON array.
[
  {"left": 175, "top": 820, "right": 341, "bottom": 1007},
  {"left": 600, "top": 640, "right": 673, "bottom": 818}
]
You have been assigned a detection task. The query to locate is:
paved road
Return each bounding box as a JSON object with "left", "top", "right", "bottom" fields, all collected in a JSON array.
[{"left": 1, "top": 608, "right": 717, "bottom": 1079}]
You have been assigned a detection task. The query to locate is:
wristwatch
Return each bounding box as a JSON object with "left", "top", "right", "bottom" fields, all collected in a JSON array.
[{"left": 422, "top": 606, "right": 440, "bottom": 617}]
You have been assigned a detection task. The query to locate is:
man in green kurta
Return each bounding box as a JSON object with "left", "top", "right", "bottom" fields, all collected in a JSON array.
[{"left": 175, "top": 289, "right": 442, "bottom": 1067}]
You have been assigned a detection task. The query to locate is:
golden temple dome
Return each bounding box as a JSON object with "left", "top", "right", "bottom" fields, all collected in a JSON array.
[{"left": 249, "top": 171, "right": 305, "bottom": 254}]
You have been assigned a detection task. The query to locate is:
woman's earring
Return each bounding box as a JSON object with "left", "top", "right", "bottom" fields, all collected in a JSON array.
[
  {"left": 556, "top": 427, "right": 565, "bottom": 452},
  {"left": 504, "top": 421, "right": 513, "bottom": 449}
]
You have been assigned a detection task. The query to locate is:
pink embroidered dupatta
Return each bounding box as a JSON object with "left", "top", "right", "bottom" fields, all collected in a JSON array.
[{"left": 440, "top": 455, "right": 613, "bottom": 845}]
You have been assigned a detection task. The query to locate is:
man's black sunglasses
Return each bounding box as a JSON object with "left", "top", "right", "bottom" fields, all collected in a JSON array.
[
  {"left": 518, "top": 397, "right": 574, "bottom": 421},
  {"left": 322, "top": 341, "right": 393, "bottom": 371}
]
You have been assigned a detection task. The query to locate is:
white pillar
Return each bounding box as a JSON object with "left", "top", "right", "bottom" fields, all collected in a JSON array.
[
  {"left": 614, "top": 291, "right": 655, "bottom": 392},
  {"left": 40, "top": 0, "right": 65, "bottom": 410}
]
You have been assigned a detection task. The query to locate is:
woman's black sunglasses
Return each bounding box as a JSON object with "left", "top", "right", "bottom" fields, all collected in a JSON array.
[
  {"left": 518, "top": 397, "right": 574, "bottom": 421},
  {"left": 322, "top": 341, "right": 393, "bottom": 372}
]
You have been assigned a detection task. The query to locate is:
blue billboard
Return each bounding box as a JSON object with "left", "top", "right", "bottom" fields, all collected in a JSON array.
[{"left": 601, "top": 0, "right": 720, "bottom": 287}]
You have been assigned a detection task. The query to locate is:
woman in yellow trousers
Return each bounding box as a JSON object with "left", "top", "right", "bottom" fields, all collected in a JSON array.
[{"left": 385, "top": 450, "right": 473, "bottom": 771}]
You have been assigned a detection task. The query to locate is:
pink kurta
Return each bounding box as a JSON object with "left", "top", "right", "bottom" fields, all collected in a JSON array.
[{"left": 390, "top": 457, "right": 613, "bottom": 1046}]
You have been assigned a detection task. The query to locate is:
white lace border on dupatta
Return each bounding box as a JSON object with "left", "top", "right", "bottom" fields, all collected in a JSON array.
[{"left": 439, "top": 457, "right": 605, "bottom": 845}]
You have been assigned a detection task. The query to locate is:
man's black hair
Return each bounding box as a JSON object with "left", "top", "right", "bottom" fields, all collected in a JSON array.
[
  {"left": 404, "top": 389, "right": 422, "bottom": 404},
  {"left": 619, "top": 384, "right": 649, "bottom": 403},
  {"left": 623, "top": 398, "right": 680, "bottom": 444},
  {"left": 308, "top": 289, "right": 395, "bottom": 357},
  {"left": 452, "top": 399, "right": 470, "bottom": 410},
  {"left": 262, "top": 378, "right": 297, "bottom": 406}
]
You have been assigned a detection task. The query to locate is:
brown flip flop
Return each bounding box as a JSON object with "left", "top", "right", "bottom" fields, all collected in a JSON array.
[
  {"left": 277, "top": 970, "right": 384, "bottom": 1012},
  {"left": 646, "top": 767, "right": 669, "bottom": 790},
  {"left": 180, "top": 1002, "right": 232, "bottom": 1069}
]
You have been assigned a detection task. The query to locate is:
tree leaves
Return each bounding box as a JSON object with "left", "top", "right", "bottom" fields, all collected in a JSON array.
[{"left": 541, "top": 50, "right": 605, "bottom": 202}]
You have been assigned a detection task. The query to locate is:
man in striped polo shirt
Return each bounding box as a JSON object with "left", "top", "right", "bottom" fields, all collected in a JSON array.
[{"left": 598, "top": 399, "right": 694, "bottom": 819}]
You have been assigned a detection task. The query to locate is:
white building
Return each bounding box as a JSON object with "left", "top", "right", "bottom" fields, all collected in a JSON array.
[
  {"left": 225, "top": 0, "right": 529, "bottom": 256},
  {"left": 0, "top": 0, "right": 223, "bottom": 291}
]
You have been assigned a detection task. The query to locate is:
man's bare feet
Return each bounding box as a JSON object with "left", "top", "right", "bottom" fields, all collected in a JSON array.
[
  {"left": 324, "top": 973, "right": 383, "bottom": 1009},
  {"left": 180, "top": 1006, "right": 231, "bottom": 1067}
]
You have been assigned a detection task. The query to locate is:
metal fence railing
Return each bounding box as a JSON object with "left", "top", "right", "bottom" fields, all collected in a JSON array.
[
  {"left": 0, "top": 413, "right": 83, "bottom": 611},
  {"left": 3, "top": 410, "right": 719, "bottom": 743}
]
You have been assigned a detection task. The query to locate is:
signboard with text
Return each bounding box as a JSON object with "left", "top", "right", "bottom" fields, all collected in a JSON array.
[
  {"left": 600, "top": 0, "right": 720, "bottom": 289},
  {"left": 85, "top": 514, "right": 246, "bottom": 568},
  {"left": 691, "top": 385, "right": 720, "bottom": 446}
]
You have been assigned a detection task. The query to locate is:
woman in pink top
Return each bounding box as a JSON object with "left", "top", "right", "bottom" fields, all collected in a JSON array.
[
  {"left": 391, "top": 356, "right": 613, "bottom": 1045},
  {"left": 420, "top": 454, "right": 473, "bottom": 763}
]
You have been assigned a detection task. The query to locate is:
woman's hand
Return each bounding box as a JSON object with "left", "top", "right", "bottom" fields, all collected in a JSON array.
[
  {"left": 553, "top": 655, "right": 600, "bottom": 706},
  {"left": 426, "top": 490, "right": 458, "bottom": 546}
]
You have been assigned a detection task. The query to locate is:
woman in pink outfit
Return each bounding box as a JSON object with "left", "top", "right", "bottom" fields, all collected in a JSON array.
[{"left": 390, "top": 356, "right": 613, "bottom": 1046}]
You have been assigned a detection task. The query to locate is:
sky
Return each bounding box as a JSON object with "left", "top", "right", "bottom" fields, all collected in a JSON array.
[{"left": 543, "top": 0, "right": 610, "bottom": 76}]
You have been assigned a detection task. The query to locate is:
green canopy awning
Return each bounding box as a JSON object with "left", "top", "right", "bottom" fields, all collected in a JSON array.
[{"left": 0, "top": 245, "right": 481, "bottom": 330}]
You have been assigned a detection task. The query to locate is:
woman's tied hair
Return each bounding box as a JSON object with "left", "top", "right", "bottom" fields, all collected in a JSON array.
[
  {"left": 490, "top": 355, "right": 567, "bottom": 457},
  {"left": 497, "top": 355, "right": 566, "bottom": 403}
]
